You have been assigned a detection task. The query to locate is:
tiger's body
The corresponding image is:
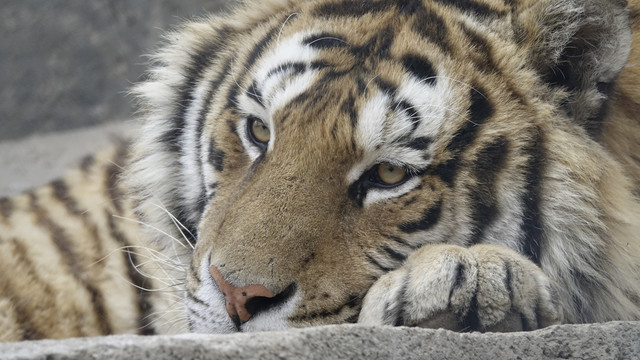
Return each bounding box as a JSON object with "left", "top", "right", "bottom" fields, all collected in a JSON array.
[{"left": 1, "top": 0, "right": 640, "bottom": 341}]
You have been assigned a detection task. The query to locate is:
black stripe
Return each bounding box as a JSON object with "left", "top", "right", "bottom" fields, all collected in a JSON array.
[
  {"left": 193, "top": 100, "right": 207, "bottom": 230},
  {"left": 404, "top": 196, "right": 418, "bottom": 206},
  {"left": 186, "top": 291, "right": 209, "bottom": 307},
  {"left": 51, "top": 179, "right": 83, "bottom": 216},
  {"left": 519, "top": 130, "right": 545, "bottom": 264},
  {"left": 412, "top": 6, "right": 450, "bottom": 53},
  {"left": 314, "top": 0, "right": 393, "bottom": 17},
  {"left": 396, "top": 0, "right": 424, "bottom": 14},
  {"left": 395, "top": 100, "right": 421, "bottom": 132},
  {"left": 430, "top": 159, "right": 457, "bottom": 186},
  {"left": 431, "top": 88, "right": 493, "bottom": 186},
  {"left": 107, "top": 213, "right": 156, "bottom": 335},
  {"left": 584, "top": 81, "right": 614, "bottom": 138},
  {"left": 394, "top": 276, "right": 410, "bottom": 326},
  {"left": 342, "top": 92, "right": 358, "bottom": 128},
  {"left": 51, "top": 179, "right": 114, "bottom": 273},
  {"left": 161, "top": 27, "right": 232, "bottom": 153},
  {"left": 402, "top": 54, "right": 437, "bottom": 85},
  {"left": 366, "top": 253, "right": 394, "bottom": 272},
  {"left": 351, "top": 25, "right": 395, "bottom": 59},
  {"left": 208, "top": 139, "right": 226, "bottom": 172},
  {"left": 356, "top": 76, "right": 367, "bottom": 95},
  {"left": 104, "top": 143, "right": 129, "bottom": 215},
  {"left": 382, "top": 233, "right": 415, "bottom": 248},
  {"left": 468, "top": 136, "right": 509, "bottom": 244},
  {"left": 224, "top": 26, "right": 280, "bottom": 111},
  {"left": 289, "top": 91, "right": 313, "bottom": 109},
  {"left": 503, "top": 261, "right": 513, "bottom": 302},
  {"left": 193, "top": 194, "right": 208, "bottom": 228},
  {"left": 406, "top": 136, "right": 432, "bottom": 151},
  {"left": 265, "top": 62, "right": 307, "bottom": 80},
  {"left": 80, "top": 154, "right": 95, "bottom": 172},
  {"left": 311, "top": 70, "right": 353, "bottom": 96},
  {"left": 569, "top": 269, "right": 603, "bottom": 323},
  {"left": 0, "top": 197, "right": 13, "bottom": 220},
  {"left": 309, "top": 60, "right": 332, "bottom": 71},
  {"left": 398, "top": 200, "right": 442, "bottom": 233},
  {"left": 447, "top": 88, "right": 493, "bottom": 153},
  {"left": 459, "top": 286, "right": 481, "bottom": 331},
  {"left": 290, "top": 293, "right": 361, "bottom": 321},
  {"left": 433, "top": 0, "right": 507, "bottom": 18},
  {"left": 8, "top": 238, "right": 57, "bottom": 339},
  {"left": 29, "top": 194, "right": 113, "bottom": 336},
  {"left": 382, "top": 246, "right": 407, "bottom": 262},
  {"left": 376, "top": 78, "right": 397, "bottom": 97},
  {"left": 247, "top": 80, "right": 264, "bottom": 106},
  {"left": 193, "top": 55, "right": 235, "bottom": 228},
  {"left": 199, "top": 56, "right": 234, "bottom": 128},
  {"left": 347, "top": 178, "right": 366, "bottom": 207},
  {"left": 460, "top": 24, "right": 493, "bottom": 73},
  {"left": 303, "top": 33, "right": 349, "bottom": 49}
]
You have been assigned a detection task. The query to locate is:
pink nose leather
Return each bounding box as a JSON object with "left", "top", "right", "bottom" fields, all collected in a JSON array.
[{"left": 209, "top": 266, "right": 275, "bottom": 323}]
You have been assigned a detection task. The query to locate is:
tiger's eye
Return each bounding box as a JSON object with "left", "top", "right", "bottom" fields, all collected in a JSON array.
[
  {"left": 377, "top": 163, "right": 406, "bottom": 185},
  {"left": 250, "top": 118, "right": 271, "bottom": 144}
]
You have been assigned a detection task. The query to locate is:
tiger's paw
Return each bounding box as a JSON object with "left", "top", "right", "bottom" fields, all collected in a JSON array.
[{"left": 358, "top": 244, "right": 562, "bottom": 332}]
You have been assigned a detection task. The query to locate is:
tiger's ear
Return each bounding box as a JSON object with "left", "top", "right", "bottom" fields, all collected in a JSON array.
[{"left": 516, "top": 0, "right": 631, "bottom": 132}]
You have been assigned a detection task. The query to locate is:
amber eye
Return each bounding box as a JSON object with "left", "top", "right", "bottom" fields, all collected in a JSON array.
[
  {"left": 377, "top": 163, "right": 407, "bottom": 186},
  {"left": 248, "top": 116, "right": 270, "bottom": 146}
]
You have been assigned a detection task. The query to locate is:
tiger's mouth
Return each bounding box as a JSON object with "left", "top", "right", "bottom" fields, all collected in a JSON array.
[{"left": 186, "top": 255, "right": 302, "bottom": 333}]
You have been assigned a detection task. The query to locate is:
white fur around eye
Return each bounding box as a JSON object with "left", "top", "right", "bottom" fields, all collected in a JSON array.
[{"left": 363, "top": 176, "right": 422, "bottom": 207}]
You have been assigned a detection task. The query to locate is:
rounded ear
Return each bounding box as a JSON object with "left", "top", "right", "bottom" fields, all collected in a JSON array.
[{"left": 516, "top": 0, "right": 631, "bottom": 134}]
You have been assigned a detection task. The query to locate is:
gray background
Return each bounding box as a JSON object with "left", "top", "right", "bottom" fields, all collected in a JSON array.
[{"left": 0, "top": 0, "right": 236, "bottom": 140}]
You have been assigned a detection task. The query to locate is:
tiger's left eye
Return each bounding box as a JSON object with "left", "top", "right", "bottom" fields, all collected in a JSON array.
[{"left": 376, "top": 163, "right": 407, "bottom": 186}]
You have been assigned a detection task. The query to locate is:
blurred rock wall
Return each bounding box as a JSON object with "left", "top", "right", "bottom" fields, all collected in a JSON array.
[{"left": 0, "top": 0, "right": 236, "bottom": 140}]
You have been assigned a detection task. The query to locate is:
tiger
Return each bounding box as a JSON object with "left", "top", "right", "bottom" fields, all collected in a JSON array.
[{"left": 1, "top": 0, "right": 640, "bottom": 341}]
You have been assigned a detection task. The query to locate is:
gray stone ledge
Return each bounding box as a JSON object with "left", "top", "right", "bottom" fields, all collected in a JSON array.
[{"left": 1, "top": 322, "right": 639, "bottom": 360}]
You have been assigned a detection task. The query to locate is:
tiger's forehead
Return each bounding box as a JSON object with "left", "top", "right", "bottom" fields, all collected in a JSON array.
[{"left": 238, "top": 24, "right": 460, "bottom": 172}]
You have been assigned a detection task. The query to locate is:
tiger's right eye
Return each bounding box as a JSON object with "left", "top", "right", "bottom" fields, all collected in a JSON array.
[
  {"left": 376, "top": 163, "right": 407, "bottom": 186},
  {"left": 248, "top": 116, "right": 270, "bottom": 147}
]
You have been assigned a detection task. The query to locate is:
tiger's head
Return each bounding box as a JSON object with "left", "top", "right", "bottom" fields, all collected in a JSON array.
[{"left": 127, "top": 0, "right": 632, "bottom": 332}]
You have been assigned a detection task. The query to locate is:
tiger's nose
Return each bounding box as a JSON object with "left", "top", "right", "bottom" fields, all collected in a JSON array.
[{"left": 209, "top": 266, "right": 275, "bottom": 325}]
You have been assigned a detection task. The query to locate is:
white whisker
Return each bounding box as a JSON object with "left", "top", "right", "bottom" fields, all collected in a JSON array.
[
  {"left": 277, "top": 13, "right": 298, "bottom": 44},
  {"left": 150, "top": 202, "right": 196, "bottom": 250},
  {"left": 112, "top": 214, "right": 189, "bottom": 250},
  {"left": 305, "top": 36, "right": 348, "bottom": 47}
]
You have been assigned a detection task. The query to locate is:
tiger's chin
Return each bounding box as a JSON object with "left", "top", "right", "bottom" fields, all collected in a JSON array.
[{"left": 188, "top": 303, "right": 299, "bottom": 334}]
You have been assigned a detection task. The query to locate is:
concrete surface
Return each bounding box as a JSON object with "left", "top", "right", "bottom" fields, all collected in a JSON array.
[
  {"left": 1, "top": 322, "right": 639, "bottom": 360},
  {"left": 0, "top": 0, "right": 236, "bottom": 140}
]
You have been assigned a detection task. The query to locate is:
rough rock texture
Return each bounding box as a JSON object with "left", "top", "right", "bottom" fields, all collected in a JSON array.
[
  {"left": 1, "top": 323, "right": 638, "bottom": 360},
  {"left": 0, "top": 0, "right": 236, "bottom": 140}
]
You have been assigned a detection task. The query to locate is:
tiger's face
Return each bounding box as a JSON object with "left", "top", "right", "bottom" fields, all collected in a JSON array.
[{"left": 129, "top": 0, "right": 631, "bottom": 333}]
